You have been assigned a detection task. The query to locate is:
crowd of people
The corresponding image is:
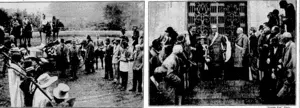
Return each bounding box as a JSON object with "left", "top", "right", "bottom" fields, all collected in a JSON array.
[
  {"left": 0, "top": 21, "right": 143, "bottom": 107},
  {"left": 149, "top": 0, "right": 295, "bottom": 105}
]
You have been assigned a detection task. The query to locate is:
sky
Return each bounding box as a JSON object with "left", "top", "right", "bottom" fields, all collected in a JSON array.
[{"left": 0, "top": 3, "right": 50, "bottom": 13}]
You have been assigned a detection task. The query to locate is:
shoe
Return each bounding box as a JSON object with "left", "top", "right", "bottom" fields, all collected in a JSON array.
[{"left": 129, "top": 89, "right": 136, "bottom": 92}]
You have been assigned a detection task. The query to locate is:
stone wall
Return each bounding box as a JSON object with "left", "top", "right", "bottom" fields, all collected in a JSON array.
[{"left": 148, "top": 0, "right": 296, "bottom": 46}]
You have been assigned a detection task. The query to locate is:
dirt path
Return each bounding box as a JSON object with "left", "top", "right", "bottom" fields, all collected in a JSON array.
[{"left": 0, "top": 62, "right": 143, "bottom": 107}]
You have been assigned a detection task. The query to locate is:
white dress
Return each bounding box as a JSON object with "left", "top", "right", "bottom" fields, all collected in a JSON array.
[{"left": 8, "top": 63, "right": 25, "bottom": 107}]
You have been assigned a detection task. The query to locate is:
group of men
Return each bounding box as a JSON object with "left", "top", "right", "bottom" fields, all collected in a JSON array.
[
  {"left": 6, "top": 13, "right": 63, "bottom": 48},
  {"left": 149, "top": 0, "right": 295, "bottom": 105},
  {"left": 49, "top": 26, "right": 144, "bottom": 93}
]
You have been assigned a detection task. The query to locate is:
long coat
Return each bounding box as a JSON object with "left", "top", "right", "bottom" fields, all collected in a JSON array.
[
  {"left": 8, "top": 63, "right": 25, "bottom": 107},
  {"left": 207, "top": 33, "right": 227, "bottom": 67},
  {"left": 233, "top": 33, "right": 249, "bottom": 67},
  {"left": 282, "top": 41, "right": 296, "bottom": 84}
]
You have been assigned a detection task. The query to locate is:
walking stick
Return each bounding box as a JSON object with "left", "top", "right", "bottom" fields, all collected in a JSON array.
[{"left": 1, "top": 51, "right": 53, "bottom": 101}]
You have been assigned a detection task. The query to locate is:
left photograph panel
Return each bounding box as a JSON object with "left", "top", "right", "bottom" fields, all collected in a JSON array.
[{"left": 0, "top": 1, "right": 144, "bottom": 107}]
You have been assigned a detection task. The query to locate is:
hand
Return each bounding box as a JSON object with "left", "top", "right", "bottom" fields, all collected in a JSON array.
[
  {"left": 278, "top": 59, "right": 282, "bottom": 63},
  {"left": 271, "top": 73, "right": 276, "bottom": 79},
  {"left": 266, "top": 58, "right": 270, "bottom": 64},
  {"left": 205, "top": 58, "right": 210, "bottom": 63},
  {"left": 277, "top": 65, "right": 282, "bottom": 69}
]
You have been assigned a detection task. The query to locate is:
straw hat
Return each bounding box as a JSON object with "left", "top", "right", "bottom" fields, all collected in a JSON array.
[
  {"left": 53, "top": 83, "right": 70, "bottom": 99},
  {"left": 154, "top": 66, "right": 167, "bottom": 74},
  {"left": 37, "top": 73, "right": 58, "bottom": 88}
]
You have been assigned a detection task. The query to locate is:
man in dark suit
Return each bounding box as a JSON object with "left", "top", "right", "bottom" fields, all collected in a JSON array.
[
  {"left": 56, "top": 39, "right": 70, "bottom": 78},
  {"left": 85, "top": 35, "right": 95, "bottom": 74},
  {"left": 104, "top": 38, "right": 113, "bottom": 79}
]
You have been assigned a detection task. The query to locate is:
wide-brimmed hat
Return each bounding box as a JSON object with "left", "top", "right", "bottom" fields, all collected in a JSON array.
[
  {"left": 10, "top": 47, "right": 21, "bottom": 56},
  {"left": 53, "top": 83, "right": 70, "bottom": 99},
  {"left": 25, "top": 66, "right": 35, "bottom": 72},
  {"left": 165, "top": 27, "right": 174, "bottom": 33},
  {"left": 154, "top": 66, "right": 167, "bottom": 74},
  {"left": 37, "top": 73, "right": 58, "bottom": 88}
]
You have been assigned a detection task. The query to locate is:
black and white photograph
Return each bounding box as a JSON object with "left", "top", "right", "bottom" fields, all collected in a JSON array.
[
  {"left": 149, "top": 0, "right": 296, "bottom": 106},
  {"left": 0, "top": 1, "right": 144, "bottom": 107}
]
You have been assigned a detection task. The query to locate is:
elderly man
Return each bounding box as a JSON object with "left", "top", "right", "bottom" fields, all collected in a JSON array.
[
  {"left": 158, "top": 45, "right": 184, "bottom": 105},
  {"left": 233, "top": 27, "right": 249, "bottom": 80},
  {"left": 207, "top": 25, "right": 227, "bottom": 80},
  {"left": 276, "top": 32, "right": 296, "bottom": 104}
]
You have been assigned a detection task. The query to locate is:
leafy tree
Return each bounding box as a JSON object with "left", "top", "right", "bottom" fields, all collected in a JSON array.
[
  {"left": 0, "top": 8, "right": 11, "bottom": 31},
  {"left": 104, "top": 3, "right": 126, "bottom": 30}
]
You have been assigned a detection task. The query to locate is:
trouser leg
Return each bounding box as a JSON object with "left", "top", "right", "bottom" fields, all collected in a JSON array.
[
  {"left": 121, "top": 72, "right": 128, "bottom": 89},
  {"left": 131, "top": 70, "right": 137, "bottom": 90},
  {"left": 137, "top": 70, "right": 143, "bottom": 92}
]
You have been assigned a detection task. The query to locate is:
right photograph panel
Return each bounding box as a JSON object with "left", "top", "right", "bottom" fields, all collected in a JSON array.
[{"left": 148, "top": 0, "right": 296, "bottom": 106}]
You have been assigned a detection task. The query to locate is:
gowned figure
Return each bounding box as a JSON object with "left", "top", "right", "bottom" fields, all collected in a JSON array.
[
  {"left": 207, "top": 24, "right": 227, "bottom": 80},
  {"left": 7, "top": 48, "right": 25, "bottom": 107},
  {"left": 233, "top": 27, "right": 250, "bottom": 80}
]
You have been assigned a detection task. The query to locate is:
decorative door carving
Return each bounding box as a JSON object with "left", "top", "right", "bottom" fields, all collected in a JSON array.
[{"left": 187, "top": 1, "right": 247, "bottom": 41}]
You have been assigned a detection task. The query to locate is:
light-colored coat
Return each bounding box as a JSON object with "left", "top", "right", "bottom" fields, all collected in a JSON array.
[
  {"left": 8, "top": 63, "right": 25, "bottom": 107},
  {"left": 233, "top": 33, "right": 250, "bottom": 67}
]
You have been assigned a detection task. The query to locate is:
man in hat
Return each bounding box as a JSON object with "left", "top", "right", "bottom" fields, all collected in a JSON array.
[
  {"left": 207, "top": 24, "right": 227, "bottom": 80},
  {"left": 32, "top": 73, "right": 58, "bottom": 107},
  {"left": 56, "top": 39, "right": 70, "bottom": 78},
  {"left": 276, "top": 32, "right": 296, "bottom": 104},
  {"left": 7, "top": 48, "right": 25, "bottom": 107},
  {"left": 233, "top": 27, "right": 249, "bottom": 80},
  {"left": 48, "top": 83, "right": 75, "bottom": 107}
]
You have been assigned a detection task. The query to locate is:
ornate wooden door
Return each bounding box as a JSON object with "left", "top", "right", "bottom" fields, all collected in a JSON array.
[{"left": 187, "top": 1, "right": 247, "bottom": 42}]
